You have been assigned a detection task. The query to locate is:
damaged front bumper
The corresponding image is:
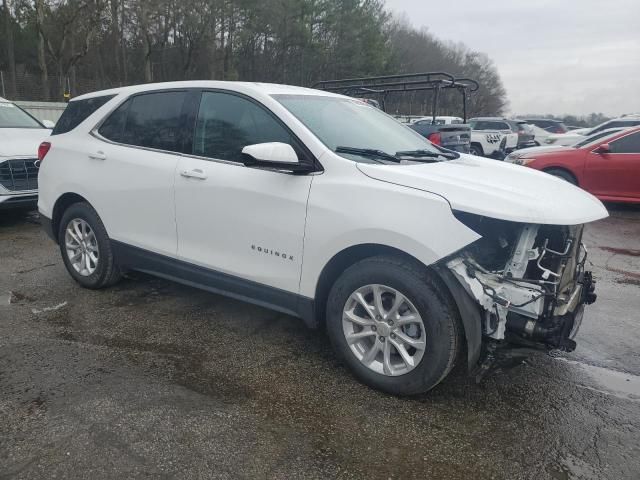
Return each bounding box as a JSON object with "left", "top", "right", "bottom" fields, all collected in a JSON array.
[{"left": 445, "top": 221, "right": 597, "bottom": 355}]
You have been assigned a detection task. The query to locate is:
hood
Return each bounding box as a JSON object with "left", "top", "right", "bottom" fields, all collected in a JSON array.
[
  {"left": 357, "top": 154, "right": 608, "bottom": 225},
  {"left": 507, "top": 145, "right": 572, "bottom": 160},
  {"left": 0, "top": 128, "right": 51, "bottom": 158}
]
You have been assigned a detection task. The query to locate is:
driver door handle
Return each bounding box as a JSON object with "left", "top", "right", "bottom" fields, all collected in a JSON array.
[{"left": 180, "top": 168, "right": 208, "bottom": 180}]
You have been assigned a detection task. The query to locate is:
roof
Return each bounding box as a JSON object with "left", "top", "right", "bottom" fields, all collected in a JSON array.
[
  {"left": 71, "top": 81, "right": 343, "bottom": 102},
  {"left": 524, "top": 118, "right": 565, "bottom": 122},
  {"left": 469, "top": 117, "right": 509, "bottom": 121}
]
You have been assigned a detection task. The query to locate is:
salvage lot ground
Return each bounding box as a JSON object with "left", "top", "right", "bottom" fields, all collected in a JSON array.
[{"left": 1, "top": 206, "right": 639, "bottom": 480}]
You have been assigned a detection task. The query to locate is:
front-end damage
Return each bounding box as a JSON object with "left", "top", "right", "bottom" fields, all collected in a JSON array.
[{"left": 443, "top": 212, "right": 597, "bottom": 369}]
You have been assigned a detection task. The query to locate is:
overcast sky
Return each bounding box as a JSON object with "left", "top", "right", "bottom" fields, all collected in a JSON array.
[{"left": 384, "top": 0, "right": 640, "bottom": 117}]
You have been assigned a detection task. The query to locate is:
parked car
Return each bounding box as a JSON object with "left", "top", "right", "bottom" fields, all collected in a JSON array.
[
  {"left": 529, "top": 124, "right": 552, "bottom": 145},
  {"left": 38, "top": 81, "right": 606, "bottom": 395},
  {"left": 467, "top": 118, "right": 517, "bottom": 158},
  {"left": 0, "top": 96, "right": 53, "bottom": 211},
  {"left": 409, "top": 117, "right": 471, "bottom": 153},
  {"left": 506, "top": 126, "right": 640, "bottom": 203},
  {"left": 524, "top": 118, "right": 568, "bottom": 134},
  {"left": 469, "top": 117, "right": 536, "bottom": 149},
  {"left": 505, "top": 127, "right": 629, "bottom": 161},
  {"left": 546, "top": 116, "right": 640, "bottom": 146}
]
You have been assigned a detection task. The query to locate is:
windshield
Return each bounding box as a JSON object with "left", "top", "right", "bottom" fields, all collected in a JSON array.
[
  {"left": 274, "top": 94, "right": 440, "bottom": 162},
  {"left": 0, "top": 102, "right": 43, "bottom": 128}
]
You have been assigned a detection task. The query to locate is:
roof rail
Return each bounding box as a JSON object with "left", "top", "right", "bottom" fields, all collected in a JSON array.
[{"left": 312, "top": 72, "right": 479, "bottom": 122}]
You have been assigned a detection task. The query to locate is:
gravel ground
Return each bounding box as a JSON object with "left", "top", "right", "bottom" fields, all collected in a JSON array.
[{"left": 1, "top": 205, "right": 639, "bottom": 480}]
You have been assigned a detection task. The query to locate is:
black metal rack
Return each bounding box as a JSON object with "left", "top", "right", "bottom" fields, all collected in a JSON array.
[{"left": 312, "top": 72, "right": 479, "bottom": 123}]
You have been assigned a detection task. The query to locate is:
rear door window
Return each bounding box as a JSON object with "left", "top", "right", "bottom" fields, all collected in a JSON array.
[
  {"left": 52, "top": 95, "right": 115, "bottom": 135},
  {"left": 121, "top": 91, "right": 187, "bottom": 152}
]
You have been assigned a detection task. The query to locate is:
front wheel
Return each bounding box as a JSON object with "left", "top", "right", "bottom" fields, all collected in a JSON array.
[
  {"left": 58, "top": 202, "right": 121, "bottom": 289},
  {"left": 545, "top": 168, "right": 577, "bottom": 185},
  {"left": 326, "top": 256, "right": 461, "bottom": 395}
]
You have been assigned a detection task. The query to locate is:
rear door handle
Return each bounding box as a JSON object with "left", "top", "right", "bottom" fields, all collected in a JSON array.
[
  {"left": 88, "top": 151, "right": 106, "bottom": 161},
  {"left": 180, "top": 168, "right": 208, "bottom": 180}
]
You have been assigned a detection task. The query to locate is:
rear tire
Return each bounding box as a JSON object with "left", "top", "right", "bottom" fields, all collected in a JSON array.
[
  {"left": 326, "top": 255, "right": 461, "bottom": 395},
  {"left": 58, "top": 202, "right": 121, "bottom": 289},
  {"left": 545, "top": 168, "right": 577, "bottom": 185},
  {"left": 469, "top": 144, "right": 483, "bottom": 157}
]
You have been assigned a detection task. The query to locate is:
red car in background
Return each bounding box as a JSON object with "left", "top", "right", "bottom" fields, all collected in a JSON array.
[{"left": 506, "top": 126, "right": 640, "bottom": 204}]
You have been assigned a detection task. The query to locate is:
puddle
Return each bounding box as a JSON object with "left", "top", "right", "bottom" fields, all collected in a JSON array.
[{"left": 556, "top": 358, "right": 640, "bottom": 401}]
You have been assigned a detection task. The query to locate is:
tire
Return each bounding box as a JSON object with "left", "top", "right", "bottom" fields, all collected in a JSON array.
[
  {"left": 58, "top": 202, "right": 121, "bottom": 289},
  {"left": 469, "top": 144, "right": 483, "bottom": 157},
  {"left": 545, "top": 168, "right": 577, "bottom": 185},
  {"left": 326, "top": 255, "right": 461, "bottom": 395}
]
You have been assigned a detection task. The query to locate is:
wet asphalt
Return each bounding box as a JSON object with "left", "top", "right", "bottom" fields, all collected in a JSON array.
[{"left": 0, "top": 206, "right": 639, "bottom": 480}]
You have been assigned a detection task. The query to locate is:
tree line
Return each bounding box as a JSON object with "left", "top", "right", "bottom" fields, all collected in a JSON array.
[{"left": 0, "top": 0, "right": 507, "bottom": 116}]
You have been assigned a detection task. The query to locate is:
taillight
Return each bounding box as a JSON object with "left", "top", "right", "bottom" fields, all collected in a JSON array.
[
  {"left": 427, "top": 132, "right": 442, "bottom": 145},
  {"left": 38, "top": 142, "right": 51, "bottom": 161}
]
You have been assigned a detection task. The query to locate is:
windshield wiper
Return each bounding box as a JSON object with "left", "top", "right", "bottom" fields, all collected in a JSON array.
[
  {"left": 335, "top": 146, "right": 401, "bottom": 163},
  {"left": 395, "top": 149, "right": 459, "bottom": 160}
]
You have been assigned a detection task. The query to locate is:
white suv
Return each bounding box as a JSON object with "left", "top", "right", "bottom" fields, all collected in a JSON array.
[
  {"left": 0, "top": 97, "right": 52, "bottom": 211},
  {"left": 38, "top": 81, "right": 607, "bottom": 395}
]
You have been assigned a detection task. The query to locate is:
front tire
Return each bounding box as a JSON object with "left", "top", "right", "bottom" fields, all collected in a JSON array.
[
  {"left": 326, "top": 256, "right": 461, "bottom": 395},
  {"left": 58, "top": 202, "right": 121, "bottom": 289},
  {"left": 545, "top": 168, "right": 577, "bottom": 185}
]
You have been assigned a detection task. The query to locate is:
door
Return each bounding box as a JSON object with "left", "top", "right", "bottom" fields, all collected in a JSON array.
[
  {"left": 174, "top": 90, "right": 314, "bottom": 294},
  {"left": 584, "top": 131, "right": 640, "bottom": 200},
  {"left": 91, "top": 90, "right": 188, "bottom": 256}
]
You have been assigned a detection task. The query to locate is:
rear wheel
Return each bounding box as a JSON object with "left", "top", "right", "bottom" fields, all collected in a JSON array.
[
  {"left": 58, "top": 202, "right": 121, "bottom": 289},
  {"left": 469, "top": 144, "right": 483, "bottom": 157},
  {"left": 326, "top": 256, "right": 461, "bottom": 395},
  {"left": 545, "top": 168, "right": 577, "bottom": 185}
]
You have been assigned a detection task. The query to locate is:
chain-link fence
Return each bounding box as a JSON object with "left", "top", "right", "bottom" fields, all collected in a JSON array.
[{"left": 0, "top": 70, "right": 114, "bottom": 102}]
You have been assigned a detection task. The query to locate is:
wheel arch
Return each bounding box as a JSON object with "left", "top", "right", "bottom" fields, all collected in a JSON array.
[
  {"left": 51, "top": 192, "right": 92, "bottom": 243},
  {"left": 542, "top": 166, "right": 579, "bottom": 186},
  {"left": 312, "top": 243, "right": 479, "bottom": 369},
  {"left": 470, "top": 142, "right": 484, "bottom": 155}
]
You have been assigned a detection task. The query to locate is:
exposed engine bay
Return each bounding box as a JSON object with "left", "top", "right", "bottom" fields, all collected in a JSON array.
[{"left": 448, "top": 212, "right": 597, "bottom": 353}]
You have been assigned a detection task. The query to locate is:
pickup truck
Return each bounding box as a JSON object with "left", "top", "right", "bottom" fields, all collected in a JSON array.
[{"left": 409, "top": 116, "right": 471, "bottom": 153}]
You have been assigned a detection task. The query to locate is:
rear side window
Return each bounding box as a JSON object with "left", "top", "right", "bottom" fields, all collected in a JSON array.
[
  {"left": 98, "top": 91, "right": 187, "bottom": 152},
  {"left": 193, "top": 91, "right": 293, "bottom": 162},
  {"left": 610, "top": 132, "right": 640, "bottom": 153},
  {"left": 52, "top": 95, "right": 115, "bottom": 135},
  {"left": 98, "top": 100, "right": 130, "bottom": 142}
]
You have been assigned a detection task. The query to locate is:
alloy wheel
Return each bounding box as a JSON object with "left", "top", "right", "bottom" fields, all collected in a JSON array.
[
  {"left": 64, "top": 218, "right": 99, "bottom": 277},
  {"left": 342, "top": 284, "right": 426, "bottom": 376}
]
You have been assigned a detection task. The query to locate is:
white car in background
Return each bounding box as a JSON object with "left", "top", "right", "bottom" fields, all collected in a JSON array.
[
  {"left": 529, "top": 124, "right": 552, "bottom": 145},
  {"left": 546, "top": 116, "right": 640, "bottom": 146},
  {"left": 0, "top": 97, "right": 53, "bottom": 211}
]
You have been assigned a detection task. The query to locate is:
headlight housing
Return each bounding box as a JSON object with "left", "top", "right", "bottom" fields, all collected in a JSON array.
[{"left": 514, "top": 157, "right": 536, "bottom": 166}]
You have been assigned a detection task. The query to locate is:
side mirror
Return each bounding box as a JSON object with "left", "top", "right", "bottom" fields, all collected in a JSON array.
[
  {"left": 595, "top": 143, "right": 610, "bottom": 154},
  {"left": 41, "top": 119, "right": 55, "bottom": 129},
  {"left": 241, "top": 142, "right": 312, "bottom": 173},
  {"left": 242, "top": 142, "right": 299, "bottom": 164}
]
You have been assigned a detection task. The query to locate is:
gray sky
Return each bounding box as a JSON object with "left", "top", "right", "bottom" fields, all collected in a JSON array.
[{"left": 384, "top": 0, "right": 640, "bottom": 117}]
